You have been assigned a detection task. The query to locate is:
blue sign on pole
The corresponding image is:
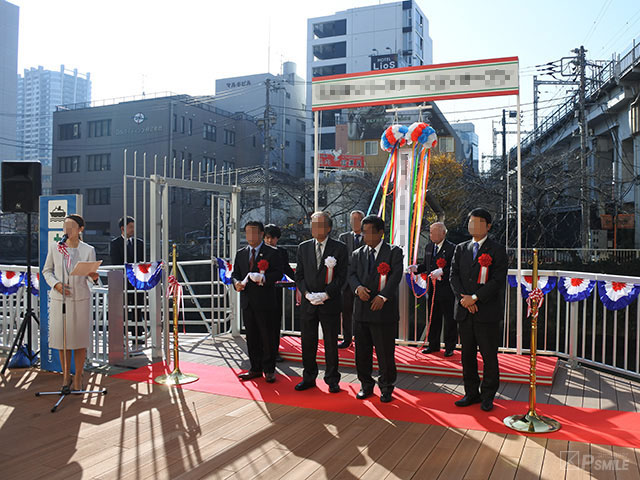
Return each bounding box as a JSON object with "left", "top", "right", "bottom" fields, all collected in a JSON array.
[{"left": 39, "top": 195, "right": 82, "bottom": 372}]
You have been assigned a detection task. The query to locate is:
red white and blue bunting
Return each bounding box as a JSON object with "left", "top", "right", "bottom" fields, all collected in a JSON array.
[
  {"left": 31, "top": 273, "right": 39, "bottom": 297},
  {"left": 0, "top": 271, "right": 25, "bottom": 295},
  {"left": 125, "top": 262, "right": 164, "bottom": 291},
  {"left": 406, "top": 272, "right": 429, "bottom": 297},
  {"left": 507, "top": 275, "right": 557, "bottom": 300},
  {"left": 557, "top": 277, "right": 596, "bottom": 303},
  {"left": 597, "top": 280, "right": 640, "bottom": 311},
  {"left": 216, "top": 257, "right": 234, "bottom": 286}
]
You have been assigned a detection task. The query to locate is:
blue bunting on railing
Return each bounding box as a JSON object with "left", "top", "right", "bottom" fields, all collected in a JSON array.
[
  {"left": 597, "top": 280, "right": 640, "bottom": 311},
  {"left": 557, "top": 277, "right": 596, "bottom": 303},
  {"left": 125, "top": 262, "right": 163, "bottom": 290},
  {"left": 0, "top": 271, "right": 25, "bottom": 295}
]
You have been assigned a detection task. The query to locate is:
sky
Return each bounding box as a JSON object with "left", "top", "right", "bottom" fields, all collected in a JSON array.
[{"left": 10, "top": 0, "right": 640, "bottom": 164}]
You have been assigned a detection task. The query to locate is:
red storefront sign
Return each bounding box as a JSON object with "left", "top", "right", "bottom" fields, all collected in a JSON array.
[{"left": 318, "top": 153, "right": 364, "bottom": 168}]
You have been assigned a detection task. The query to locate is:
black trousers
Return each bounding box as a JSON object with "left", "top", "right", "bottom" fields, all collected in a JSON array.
[
  {"left": 340, "top": 287, "right": 354, "bottom": 342},
  {"left": 459, "top": 318, "right": 500, "bottom": 400},
  {"left": 427, "top": 293, "right": 457, "bottom": 351},
  {"left": 301, "top": 309, "right": 340, "bottom": 385},
  {"left": 273, "top": 290, "right": 284, "bottom": 356},
  {"left": 243, "top": 304, "right": 279, "bottom": 374},
  {"left": 355, "top": 321, "right": 397, "bottom": 395}
]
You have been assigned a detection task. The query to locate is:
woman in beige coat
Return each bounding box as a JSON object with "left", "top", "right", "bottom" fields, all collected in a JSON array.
[{"left": 42, "top": 215, "right": 98, "bottom": 392}]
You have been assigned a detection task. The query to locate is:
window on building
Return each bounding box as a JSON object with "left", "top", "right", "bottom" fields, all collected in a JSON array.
[
  {"left": 298, "top": 141, "right": 305, "bottom": 153},
  {"left": 58, "top": 156, "right": 80, "bottom": 173},
  {"left": 312, "top": 64, "right": 347, "bottom": 78},
  {"left": 252, "top": 135, "right": 256, "bottom": 147},
  {"left": 285, "top": 140, "right": 290, "bottom": 147},
  {"left": 297, "top": 119, "right": 306, "bottom": 132},
  {"left": 224, "top": 129, "right": 236, "bottom": 146},
  {"left": 85, "top": 221, "right": 110, "bottom": 236},
  {"left": 439, "top": 136, "right": 455, "bottom": 153},
  {"left": 364, "top": 141, "right": 378, "bottom": 156},
  {"left": 285, "top": 118, "right": 290, "bottom": 125},
  {"left": 88, "top": 119, "right": 111, "bottom": 137},
  {"left": 204, "top": 123, "right": 216, "bottom": 141},
  {"left": 181, "top": 116, "right": 185, "bottom": 134},
  {"left": 286, "top": 92, "right": 291, "bottom": 99},
  {"left": 87, "top": 187, "right": 110, "bottom": 205},
  {"left": 173, "top": 114, "right": 177, "bottom": 132},
  {"left": 188, "top": 118, "right": 193, "bottom": 136},
  {"left": 87, "top": 153, "right": 111, "bottom": 171},
  {"left": 313, "top": 19, "right": 346, "bottom": 38},
  {"left": 57, "top": 188, "right": 80, "bottom": 194},
  {"left": 320, "top": 133, "right": 335, "bottom": 150},
  {"left": 59, "top": 123, "right": 81, "bottom": 140},
  {"left": 313, "top": 41, "right": 346, "bottom": 61},
  {"left": 203, "top": 156, "right": 216, "bottom": 173},
  {"left": 172, "top": 149, "right": 177, "bottom": 161}
]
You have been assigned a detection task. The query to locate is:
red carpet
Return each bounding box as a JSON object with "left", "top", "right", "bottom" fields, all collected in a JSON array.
[
  {"left": 278, "top": 336, "right": 558, "bottom": 386},
  {"left": 113, "top": 361, "right": 640, "bottom": 449}
]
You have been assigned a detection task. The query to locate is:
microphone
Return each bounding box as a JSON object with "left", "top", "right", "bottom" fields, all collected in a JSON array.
[{"left": 58, "top": 234, "right": 69, "bottom": 245}]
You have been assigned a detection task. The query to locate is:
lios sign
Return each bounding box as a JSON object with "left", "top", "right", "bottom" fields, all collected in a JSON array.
[
  {"left": 371, "top": 54, "right": 398, "bottom": 71},
  {"left": 312, "top": 56, "right": 519, "bottom": 111}
]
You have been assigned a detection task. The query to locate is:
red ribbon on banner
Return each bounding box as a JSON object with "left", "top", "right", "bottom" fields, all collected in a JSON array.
[{"left": 167, "top": 274, "right": 186, "bottom": 333}]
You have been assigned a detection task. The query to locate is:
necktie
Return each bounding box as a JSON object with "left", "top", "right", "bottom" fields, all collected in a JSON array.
[
  {"left": 316, "top": 242, "right": 323, "bottom": 269},
  {"left": 368, "top": 248, "right": 376, "bottom": 274},
  {"left": 472, "top": 242, "right": 479, "bottom": 260},
  {"left": 249, "top": 248, "right": 255, "bottom": 271},
  {"left": 354, "top": 234, "right": 360, "bottom": 249}
]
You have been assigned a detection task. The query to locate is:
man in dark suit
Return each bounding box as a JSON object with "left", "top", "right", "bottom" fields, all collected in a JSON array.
[
  {"left": 110, "top": 216, "right": 144, "bottom": 265},
  {"left": 110, "top": 216, "right": 146, "bottom": 345},
  {"left": 294, "top": 211, "right": 348, "bottom": 393},
  {"left": 449, "top": 208, "right": 508, "bottom": 412},
  {"left": 349, "top": 215, "right": 403, "bottom": 403},
  {"left": 409, "top": 222, "right": 457, "bottom": 357},
  {"left": 232, "top": 221, "right": 283, "bottom": 383},
  {"left": 337, "top": 210, "right": 364, "bottom": 349},
  {"left": 264, "top": 224, "right": 296, "bottom": 362}
]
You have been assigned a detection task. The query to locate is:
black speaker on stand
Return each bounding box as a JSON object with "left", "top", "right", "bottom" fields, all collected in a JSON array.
[{"left": 1, "top": 161, "right": 42, "bottom": 373}]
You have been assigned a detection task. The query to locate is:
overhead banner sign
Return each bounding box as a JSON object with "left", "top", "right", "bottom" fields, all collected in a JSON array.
[{"left": 312, "top": 56, "right": 519, "bottom": 111}]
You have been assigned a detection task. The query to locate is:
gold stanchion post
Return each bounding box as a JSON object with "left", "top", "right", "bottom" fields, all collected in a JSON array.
[
  {"left": 155, "top": 244, "right": 199, "bottom": 386},
  {"left": 504, "top": 248, "right": 561, "bottom": 433}
]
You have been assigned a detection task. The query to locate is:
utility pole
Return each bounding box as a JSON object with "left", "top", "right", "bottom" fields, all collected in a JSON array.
[
  {"left": 502, "top": 109, "right": 507, "bottom": 167},
  {"left": 576, "top": 45, "right": 590, "bottom": 249},
  {"left": 264, "top": 78, "right": 272, "bottom": 224}
]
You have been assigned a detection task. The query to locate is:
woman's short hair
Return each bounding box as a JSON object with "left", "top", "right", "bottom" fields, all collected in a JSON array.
[{"left": 66, "top": 214, "right": 85, "bottom": 228}]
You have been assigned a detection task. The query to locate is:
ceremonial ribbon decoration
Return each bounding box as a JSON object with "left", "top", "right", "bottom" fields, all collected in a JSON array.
[
  {"left": 406, "top": 272, "right": 428, "bottom": 297},
  {"left": 125, "top": 262, "right": 164, "bottom": 290},
  {"left": 368, "top": 123, "right": 438, "bottom": 258},
  {"left": 57, "top": 241, "right": 71, "bottom": 269},
  {"left": 436, "top": 258, "right": 447, "bottom": 270},
  {"left": 597, "top": 280, "right": 640, "bottom": 311},
  {"left": 324, "top": 256, "right": 337, "bottom": 284},
  {"left": 167, "top": 274, "right": 186, "bottom": 333},
  {"left": 257, "top": 259, "right": 269, "bottom": 275},
  {"left": 0, "top": 271, "right": 25, "bottom": 295},
  {"left": 216, "top": 257, "right": 234, "bottom": 286},
  {"left": 557, "top": 276, "right": 595, "bottom": 302},
  {"left": 526, "top": 287, "right": 545, "bottom": 317},
  {"left": 508, "top": 275, "right": 557, "bottom": 300},
  {"left": 477, "top": 254, "right": 492, "bottom": 284},
  {"left": 377, "top": 262, "right": 390, "bottom": 291}
]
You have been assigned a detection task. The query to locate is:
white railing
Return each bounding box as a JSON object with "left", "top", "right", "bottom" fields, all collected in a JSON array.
[{"left": 3, "top": 261, "right": 639, "bottom": 381}]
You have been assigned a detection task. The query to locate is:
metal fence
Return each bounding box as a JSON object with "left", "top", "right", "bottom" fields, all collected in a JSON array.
[{"left": 2, "top": 261, "right": 640, "bottom": 381}]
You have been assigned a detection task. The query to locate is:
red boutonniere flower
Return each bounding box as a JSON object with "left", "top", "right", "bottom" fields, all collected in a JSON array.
[
  {"left": 257, "top": 259, "right": 269, "bottom": 273},
  {"left": 377, "top": 262, "right": 391, "bottom": 276},
  {"left": 377, "top": 262, "right": 390, "bottom": 290},
  {"left": 478, "top": 254, "right": 492, "bottom": 267},
  {"left": 477, "top": 254, "right": 492, "bottom": 284},
  {"left": 436, "top": 258, "right": 447, "bottom": 269}
]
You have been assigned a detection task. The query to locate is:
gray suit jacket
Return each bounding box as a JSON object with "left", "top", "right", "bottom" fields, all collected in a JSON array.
[{"left": 42, "top": 240, "right": 96, "bottom": 301}]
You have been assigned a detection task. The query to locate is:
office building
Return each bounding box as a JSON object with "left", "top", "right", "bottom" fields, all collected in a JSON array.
[
  {"left": 452, "top": 122, "right": 479, "bottom": 172},
  {"left": 0, "top": 0, "right": 19, "bottom": 163}
]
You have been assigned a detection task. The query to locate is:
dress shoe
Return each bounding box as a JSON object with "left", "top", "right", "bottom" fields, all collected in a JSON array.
[
  {"left": 444, "top": 349, "right": 455, "bottom": 357},
  {"left": 380, "top": 392, "right": 393, "bottom": 403},
  {"left": 454, "top": 395, "right": 482, "bottom": 407},
  {"left": 356, "top": 389, "right": 374, "bottom": 400},
  {"left": 481, "top": 398, "right": 494, "bottom": 412},
  {"left": 264, "top": 372, "right": 276, "bottom": 383},
  {"left": 275, "top": 354, "right": 284, "bottom": 363},
  {"left": 328, "top": 383, "right": 341, "bottom": 393},
  {"left": 294, "top": 381, "right": 316, "bottom": 391},
  {"left": 238, "top": 371, "right": 262, "bottom": 381},
  {"left": 337, "top": 341, "right": 351, "bottom": 349},
  {"left": 421, "top": 346, "right": 440, "bottom": 354}
]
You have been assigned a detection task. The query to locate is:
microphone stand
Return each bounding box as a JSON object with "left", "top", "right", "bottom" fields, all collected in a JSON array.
[{"left": 36, "top": 237, "right": 107, "bottom": 412}]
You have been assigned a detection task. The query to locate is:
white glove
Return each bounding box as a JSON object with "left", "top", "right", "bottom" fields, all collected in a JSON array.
[
  {"left": 316, "top": 292, "right": 329, "bottom": 303},
  {"left": 306, "top": 292, "right": 328, "bottom": 305},
  {"left": 429, "top": 268, "right": 443, "bottom": 281},
  {"left": 407, "top": 264, "right": 418, "bottom": 274},
  {"left": 305, "top": 292, "right": 315, "bottom": 302},
  {"left": 249, "top": 272, "right": 265, "bottom": 285}
]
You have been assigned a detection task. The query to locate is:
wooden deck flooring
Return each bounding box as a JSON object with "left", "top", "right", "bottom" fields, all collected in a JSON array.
[{"left": 2, "top": 333, "right": 640, "bottom": 479}]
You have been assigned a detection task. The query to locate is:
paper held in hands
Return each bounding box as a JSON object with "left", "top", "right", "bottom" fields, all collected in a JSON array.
[{"left": 70, "top": 261, "right": 102, "bottom": 276}]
